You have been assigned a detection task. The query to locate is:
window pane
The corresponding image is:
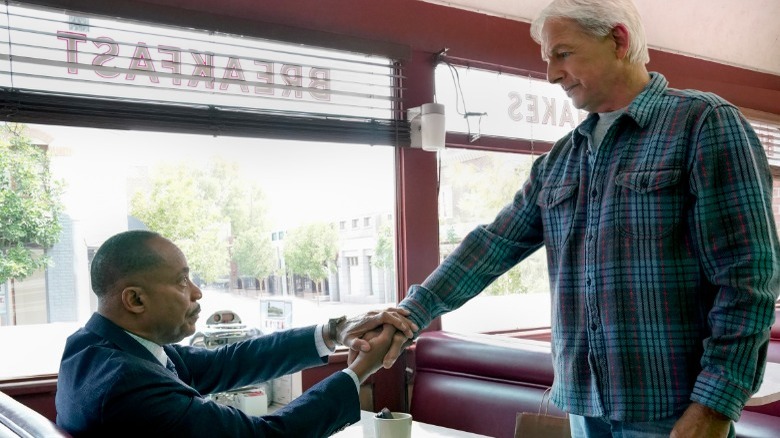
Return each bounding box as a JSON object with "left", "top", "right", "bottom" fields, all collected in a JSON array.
[
  {"left": 438, "top": 149, "right": 551, "bottom": 333},
  {"left": 0, "top": 123, "right": 397, "bottom": 379}
]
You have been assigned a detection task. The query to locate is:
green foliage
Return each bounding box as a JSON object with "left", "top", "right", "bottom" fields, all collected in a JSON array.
[
  {"left": 448, "top": 155, "right": 529, "bottom": 223},
  {"left": 197, "top": 160, "right": 274, "bottom": 279},
  {"left": 233, "top": 227, "right": 275, "bottom": 279},
  {"left": 440, "top": 152, "right": 550, "bottom": 296},
  {"left": 130, "top": 163, "right": 229, "bottom": 283},
  {"left": 198, "top": 159, "right": 253, "bottom": 235},
  {"left": 373, "top": 222, "right": 394, "bottom": 270},
  {"left": 0, "top": 124, "right": 63, "bottom": 283},
  {"left": 444, "top": 226, "right": 459, "bottom": 244},
  {"left": 130, "top": 164, "right": 207, "bottom": 241},
  {"left": 129, "top": 160, "right": 274, "bottom": 284},
  {"left": 283, "top": 222, "right": 338, "bottom": 283}
]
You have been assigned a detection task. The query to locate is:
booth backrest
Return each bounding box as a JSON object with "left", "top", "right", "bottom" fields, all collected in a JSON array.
[
  {"left": 411, "top": 330, "right": 780, "bottom": 438},
  {"left": 766, "top": 309, "right": 780, "bottom": 363},
  {"left": 410, "top": 331, "right": 565, "bottom": 438},
  {"left": 0, "top": 391, "right": 70, "bottom": 438}
]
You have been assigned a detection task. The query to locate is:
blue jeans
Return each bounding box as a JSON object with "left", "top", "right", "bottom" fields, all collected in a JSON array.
[{"left": 569, "top": 413, "right": 736, "bottom": 438}]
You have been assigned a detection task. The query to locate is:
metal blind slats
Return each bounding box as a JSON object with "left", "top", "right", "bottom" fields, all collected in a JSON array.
[{"left": 0, "top": 2, "right": 408, "bottom": 146}]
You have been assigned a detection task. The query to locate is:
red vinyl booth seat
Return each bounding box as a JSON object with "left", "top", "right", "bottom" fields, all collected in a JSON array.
[
  {"left": 764, "top": 308, "right": 780, "bottom": 364},
  {"left": 410, "top": 331, "right": 780, "bottom": 438},
  {"left": 410, "top": 331, "right": 565, "bottom": 438}
]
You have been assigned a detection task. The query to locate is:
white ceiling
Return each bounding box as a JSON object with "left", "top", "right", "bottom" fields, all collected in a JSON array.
[{"left": 421, "top": 0, "right": 780, "bottom": 76}]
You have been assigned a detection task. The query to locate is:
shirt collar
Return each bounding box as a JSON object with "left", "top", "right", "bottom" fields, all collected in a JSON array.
[
  {"left": 572, "top": 72, "right": 668, "bottom": 146},
  {"left": 126, "top": 331, "right": 168, "bottom": 366}
]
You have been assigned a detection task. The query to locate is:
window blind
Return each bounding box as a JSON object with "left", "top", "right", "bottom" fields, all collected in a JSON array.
[
  {"left": 749, "top": 118, "right": 780, "bottom": 167},
  {"left": 0, "top": 2, "right": 408, "bottom": 145}
]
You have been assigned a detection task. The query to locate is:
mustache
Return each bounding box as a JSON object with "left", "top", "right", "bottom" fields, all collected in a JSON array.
[{"left": 188, "top": 305, "right": 201, "bottom": 318}]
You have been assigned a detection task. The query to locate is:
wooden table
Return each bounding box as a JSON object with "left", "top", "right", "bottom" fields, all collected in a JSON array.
[
  {"left": 332, "top": 410, "right": 492, "bottom": 437},
  {"left": 746, "top": 361, "right": 780, "bottom": 406}
]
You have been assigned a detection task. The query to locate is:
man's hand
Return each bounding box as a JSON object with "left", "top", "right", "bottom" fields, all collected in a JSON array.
[
  {"left": 338, "top": 307, "right": 417, "bottom": 353},
  {"left": 671, "top": 402, "right": 731, "bottom": 438},
  {"left": 347, "top": 325, "right": 413, "bottom": 370},
  {"left": 347, "top": 324, "right": 397, "bottom": 383}
]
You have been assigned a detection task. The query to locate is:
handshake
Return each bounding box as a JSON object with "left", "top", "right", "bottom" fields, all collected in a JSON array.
[{"left": 325, "top": 307, "right": 418, "bottom": 384}]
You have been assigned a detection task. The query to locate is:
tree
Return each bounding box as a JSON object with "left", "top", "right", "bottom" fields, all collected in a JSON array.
[
  {"left": 441, "top": 153, "right": 549, "bottom": 296},
  {"left": 130, "top": 163, "right": 230, "bottom": 283},
  {"left": 130, "top": 161, "right": 274, "bottom": 286},
  {"left": 283, "top": 222, "right": 338, "bottom": 300},
  {"left": 0, "top": 123, "right": 63, "bottom": 324},
  {"left": 372, "top": 221, "right": 396, "bottom": 302},
  {"left": 373, "top": 222, "right": 394, "bottom": 271},
  {"left": 233, "top": 226, "right": 275, "bottom": 281},
  {"left": 199, "top": 166, "right": 274, "bottom": 283}
]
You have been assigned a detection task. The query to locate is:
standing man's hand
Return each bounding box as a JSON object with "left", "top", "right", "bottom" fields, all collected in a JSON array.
[
  {"left": 671, "top": 403, "right": 731, "bottom": 438},
  {"left": 337, "top": 307, "right": 417, "bottom": 353}
]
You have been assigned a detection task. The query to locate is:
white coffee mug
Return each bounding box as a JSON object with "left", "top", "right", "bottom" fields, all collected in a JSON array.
[{"left": 373, "top": 412, "right": 412, "bottom": 438}]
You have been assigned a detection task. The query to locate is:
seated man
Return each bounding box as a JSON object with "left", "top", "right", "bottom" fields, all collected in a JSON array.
[{"left": 56, "top": 230, "right": 415, "bottom": 437}]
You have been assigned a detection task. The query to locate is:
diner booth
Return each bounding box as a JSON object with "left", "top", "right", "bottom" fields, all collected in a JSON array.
[{"left": 1, "top": 0, "right": 779, "bottom": 437}]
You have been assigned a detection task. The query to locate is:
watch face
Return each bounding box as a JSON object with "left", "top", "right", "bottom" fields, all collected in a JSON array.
[{"left": 329, "top": 316, "right": 346, "bottom": 344}]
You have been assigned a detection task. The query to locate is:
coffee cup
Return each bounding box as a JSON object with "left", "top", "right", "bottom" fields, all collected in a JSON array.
[{"left": 373, "top": 411, "right": 412, "bottom": 438}]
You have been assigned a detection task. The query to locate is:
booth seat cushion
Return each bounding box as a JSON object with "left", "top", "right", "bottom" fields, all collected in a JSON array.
[
  {"left": 0, "top": 390, "right": 70, "bottom": 438},
  {"left": 736, "top": 410, "right": 780, "bottom": 438},
  {"left": 410, "top": 331, "right": 780, "bottom": 438},
  {"left": 766, "top": 308, "right": 780, "bottom": 363},
  {"left": 771, "top": 309, "right": 780, "bottom": 341},
  {"left": 410, "top": 331, "right": 565, "bottom": 438}
]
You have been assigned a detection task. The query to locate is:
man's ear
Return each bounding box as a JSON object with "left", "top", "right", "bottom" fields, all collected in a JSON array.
[
  {"left": 611, "top": 23, "right": 631, "bottom": 60},
  {"left": 121, "top": 287, "right": 146, "bottom": 314}
]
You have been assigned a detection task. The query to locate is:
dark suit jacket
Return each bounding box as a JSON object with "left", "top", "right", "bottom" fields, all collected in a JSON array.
[{"left": 56, "top": 313, "right": 359, "bottom": 437}]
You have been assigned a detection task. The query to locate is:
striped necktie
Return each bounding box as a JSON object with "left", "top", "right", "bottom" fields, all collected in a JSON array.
[{"left": 165, "top": 358, "right": 178, "bottom": 377}]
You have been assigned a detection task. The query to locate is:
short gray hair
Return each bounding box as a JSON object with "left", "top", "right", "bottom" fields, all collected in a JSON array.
[{"left": 530, "top": 0, "right": 650, "bottom": 65}]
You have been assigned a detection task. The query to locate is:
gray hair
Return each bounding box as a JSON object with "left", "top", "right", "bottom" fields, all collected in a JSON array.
[{"left": 530, "top": 0, "right": 650, "bottom": 65}]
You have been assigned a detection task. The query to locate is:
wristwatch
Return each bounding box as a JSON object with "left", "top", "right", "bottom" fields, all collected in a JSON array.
[{"left": 328, "top": 315, "right": 347, "bottom": 346}]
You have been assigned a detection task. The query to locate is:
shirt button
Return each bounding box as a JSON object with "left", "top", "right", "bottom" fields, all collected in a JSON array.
[
  {"left": 591, "top": 323, "right": 598, "bottom": 331},
  {"left": 586, "top": 279, "right": 591, "bottom": 286},
  {"left": 591, "top": 189, "right": 598, "bottom": 198}
]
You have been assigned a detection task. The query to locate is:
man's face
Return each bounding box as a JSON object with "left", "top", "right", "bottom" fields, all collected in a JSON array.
[
  {"left": 135, "top": 237, "right": 202, "bottom": 345},
  {"left": 541, "top": 18, "right": 622, "bottom": 113}
]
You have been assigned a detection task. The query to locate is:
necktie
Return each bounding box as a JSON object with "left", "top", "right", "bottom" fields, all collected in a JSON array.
[{"left": 165, "top": 358, "right": 178, "bottom": 377}]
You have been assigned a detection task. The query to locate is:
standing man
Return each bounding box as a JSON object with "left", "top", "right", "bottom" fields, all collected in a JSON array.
[
  {"left": 380, "top": 0, "right": 779, "bottom": 437},
  {"left": 56, "top": 230, "right": 416, "bottom": 437}
]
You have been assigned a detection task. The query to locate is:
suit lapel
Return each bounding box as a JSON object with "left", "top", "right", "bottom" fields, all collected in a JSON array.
[{"left": 85, "top": 313, "right": 161, "bottom": 366}]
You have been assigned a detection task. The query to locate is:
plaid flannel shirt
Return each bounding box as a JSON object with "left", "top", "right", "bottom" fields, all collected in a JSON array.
[{"left": 400, "top": 73, "right": 780, "bottom": 422}]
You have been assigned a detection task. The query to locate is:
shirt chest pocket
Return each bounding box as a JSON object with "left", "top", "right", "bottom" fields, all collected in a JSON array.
[
  {"left": 536, "top": 184, "right": 578, "bottom": 251},
  {"left": 615, "top": 168, "right": 684, "bottom": 239}
]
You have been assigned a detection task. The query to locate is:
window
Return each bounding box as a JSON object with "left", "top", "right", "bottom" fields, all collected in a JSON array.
[
  {"left": 0, "top": 3, "right": 401, "bottom": 380},
  {"left": 431, "top": 63, "right": 577, "bottom": 334},
  {"left": 436, "top": 149, "right": 551, "bottom": 333},
  {"left": 0, "top": 124, "right": 398, "bottom": 379},
  {"left": 433, "top": 67, "right": 780, "bottom": 336},
  {"left": 434, "top": 64, "right": 587, "bottom": 143}
]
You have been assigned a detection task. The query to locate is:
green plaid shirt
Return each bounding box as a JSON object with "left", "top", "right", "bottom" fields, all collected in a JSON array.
[{"left": 401, "top": 73, "right": 780, "bottom": 422}]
